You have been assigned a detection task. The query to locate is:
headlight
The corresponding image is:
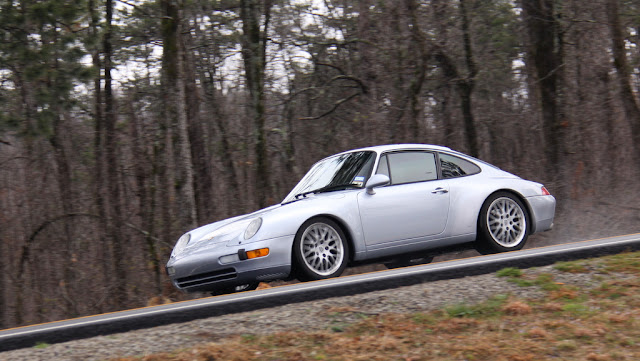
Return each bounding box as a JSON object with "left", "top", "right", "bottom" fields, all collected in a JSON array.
[
  {"left": 244, "top": 217, "right": 262, "bottom": 240},
  {"left": 173, "top": 233, "right": 191, "bottom": 255}
]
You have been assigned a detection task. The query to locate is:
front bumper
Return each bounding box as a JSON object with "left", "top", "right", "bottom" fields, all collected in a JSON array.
[{"left": 166, "top": 235, "right": 294, "bottom": 293}]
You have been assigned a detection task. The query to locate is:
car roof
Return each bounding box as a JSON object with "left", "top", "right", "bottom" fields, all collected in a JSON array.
[{"left": 338, "top": 143, "right": 454, "bottom": 155}]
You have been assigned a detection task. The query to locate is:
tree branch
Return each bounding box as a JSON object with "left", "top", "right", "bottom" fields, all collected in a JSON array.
[
  {"left": 17, "top": 213, "right": 163, "bottom": 280},
  {"left": 299, "top": 92, "right": 361, "bottom": 120},
  {"left": 327, "top": 75, "right": 368, "bottom": 94},
  {"left": 315, "top": 62, "right": 346, "bottom": 75}
]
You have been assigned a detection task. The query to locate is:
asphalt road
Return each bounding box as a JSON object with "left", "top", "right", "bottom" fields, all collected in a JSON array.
[{"left": 1, "top": 232, "right": 639, "bottom": 352}]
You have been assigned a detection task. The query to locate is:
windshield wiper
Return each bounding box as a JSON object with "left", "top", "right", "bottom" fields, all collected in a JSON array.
[{"left": 295, "top": 183, "right": 359, "bottom": 199}]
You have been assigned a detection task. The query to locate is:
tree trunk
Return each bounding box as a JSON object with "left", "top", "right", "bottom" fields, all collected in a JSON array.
[
  {"left": 89, "top": 0, "right": 109, "bottom": 313},
  {"left": 606, "top": 0, "right": 640, "bottom": 158},
  {"left": 240, "top": 0, "right": 272, "bottom": 209},
  {"left": 458, "top": 0, "right": 479, "bottom": 157},
  {"left": 433, "top": 49, "right": 478, "bottom": 156},
  {"left": 0, "top": 233, "right": 4, "bottom": 328},
  {"left": 406, "top": 0, "right": 428, "bottom": 142},
  {"left": 161, "top": 0, "right": 197, "bottom": 231},
  {"left": 48, "top": 115, "right": 78, "bottom": 317},
  {"left": 47, "top": 20, "right": 78, "bottom": 318},
  {"left": 176, "top": 44, "right": 198, "bottom": 230},
  {"left": 127, "top": 91, "right": 162, "bottom": 293},
  {"left": 521, "top": 0, "right": 564, "bottom": 173},
  {"left": 432, "top": 0, "right": 479, "bottom": 157},
  {"left": 104, "top": 0, "right": 128, "bottom": 307},
  {"left": 202, "top": 72, "right": 244, "bottom": 214},
  {"left": 182, "top": 31, "right": 214, "bottom": 223}
]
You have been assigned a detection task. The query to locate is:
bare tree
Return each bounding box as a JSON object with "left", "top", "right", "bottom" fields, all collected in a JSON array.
[
  {"left": 104, "top": 0, "right": 129, "bottom": 308},
  {"left": 432, "top": 0, "right": 479, "bottom": 157},
  {"left": 1, "top": 0, "right": 640, "bottom": 329},
  {"left": 521, "top": 0, "right": 566, "bottom": 181},
  {"left": 160, "top": 0, "right": 197, "bottom": 232},
  {"left": 606, "top": 0, "right": 640, "bottom": 159},
  {"left": 240, "top": 0, "right": 273, "bottom": 208}
]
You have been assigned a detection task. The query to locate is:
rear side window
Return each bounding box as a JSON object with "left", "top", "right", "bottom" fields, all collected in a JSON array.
[
  {"left": 381, "top": 151, "right": 438, "bottom": 184},
  {"left": 439, "top": 153, "right": 481, "bottom": 178}
]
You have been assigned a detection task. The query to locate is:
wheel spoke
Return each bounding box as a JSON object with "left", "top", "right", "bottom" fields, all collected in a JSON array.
[
  {"left": 486, "top": 197, "right": 526, "bottom": 248},
  {"left": 299, "top": 222, "right": 345, "bottom": 276}
]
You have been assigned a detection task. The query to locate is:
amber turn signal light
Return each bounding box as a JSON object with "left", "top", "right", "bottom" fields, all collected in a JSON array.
[{"left": 246, "top": 248, "right": 269, "bottom": 259}]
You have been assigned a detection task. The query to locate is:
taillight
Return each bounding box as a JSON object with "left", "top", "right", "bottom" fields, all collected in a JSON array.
[{"left": 541, "top": 186, "right": 551, "bottom": 196}]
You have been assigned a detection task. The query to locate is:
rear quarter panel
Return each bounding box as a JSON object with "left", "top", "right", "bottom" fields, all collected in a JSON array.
[{"left": 444, "top": 169, "right": 545, "bottom": 238}]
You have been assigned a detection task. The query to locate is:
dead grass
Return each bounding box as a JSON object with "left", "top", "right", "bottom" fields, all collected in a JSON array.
[
  {"left": 112, "top": 251, "right": 640, "bottom": 361},
  {"left": 502, "top": 301, "right": 532, "bottom": 315}
]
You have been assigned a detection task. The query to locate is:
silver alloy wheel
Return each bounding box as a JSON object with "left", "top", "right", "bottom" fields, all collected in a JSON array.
[
  {"left": 486, "top": 197, "right": 526, "bottom": 248},
  {"left": 300, "top": 222, "right": 345, "bottom": 276}
]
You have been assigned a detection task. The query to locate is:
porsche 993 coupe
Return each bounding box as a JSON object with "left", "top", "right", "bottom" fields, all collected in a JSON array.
[{"left": 166, "top": 144, "right": 556, "bottom": 294}]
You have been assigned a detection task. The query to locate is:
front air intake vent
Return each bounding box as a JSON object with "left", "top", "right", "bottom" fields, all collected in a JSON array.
[{"left": 176, "top": 268, "right": 237, "bottom": 288}]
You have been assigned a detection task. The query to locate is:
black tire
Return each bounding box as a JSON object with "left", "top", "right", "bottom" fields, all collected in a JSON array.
[
  {"left": 293, "top": 217, "right": 349, "bottom": 281},
  {"left": 476, "top": 192, "right": 529, "bottom": 254}
]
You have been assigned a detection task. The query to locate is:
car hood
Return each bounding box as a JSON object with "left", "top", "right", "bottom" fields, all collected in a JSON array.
[
  {"left": 169, "top": 204, "right": 281, "bottom": 260},
  {"left": 169, "top": 190, "right": 358, "bottom": 261},
  {"left": 190, "top": 204, "right": 280, "bottom": 239}
]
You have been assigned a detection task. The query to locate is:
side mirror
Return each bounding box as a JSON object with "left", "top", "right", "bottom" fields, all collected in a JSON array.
[{"left": 365, "top": 174, "right": 390, "bottom": 195}]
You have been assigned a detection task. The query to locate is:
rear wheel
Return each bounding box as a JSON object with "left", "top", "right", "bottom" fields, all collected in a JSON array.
[
  {"left": 293, "top": 217, "right": 349, "bottom": 281},
  {"left": 477, "top": 192, "right": 529, "bottom": 253}
]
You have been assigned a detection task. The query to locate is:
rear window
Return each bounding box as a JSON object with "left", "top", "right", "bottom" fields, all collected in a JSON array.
[{"left": 439, "top": 153, "right": 480, "bottom": 178}]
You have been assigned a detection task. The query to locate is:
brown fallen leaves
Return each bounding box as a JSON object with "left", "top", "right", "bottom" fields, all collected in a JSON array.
[{"left": 113, "top": 252, "right": 640, "bottom": 361}]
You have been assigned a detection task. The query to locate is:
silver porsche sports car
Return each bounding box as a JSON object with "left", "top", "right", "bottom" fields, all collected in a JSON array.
[{"left": 166, "top": 144, "right": 555, "bottom": 294}]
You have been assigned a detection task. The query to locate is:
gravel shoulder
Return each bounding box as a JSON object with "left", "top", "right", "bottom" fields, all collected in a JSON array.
[{"left": 0, "top": 259, "right": 616, "bottom": 361}]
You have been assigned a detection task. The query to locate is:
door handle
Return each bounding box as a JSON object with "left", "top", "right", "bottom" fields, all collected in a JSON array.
[{"left": 431, "top": 187, "right": 449, "bottom": 194}]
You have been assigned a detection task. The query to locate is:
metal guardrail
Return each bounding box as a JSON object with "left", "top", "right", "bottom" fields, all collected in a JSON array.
[{"left": 1, "top": 233, "right": 639, "bottom": 352}]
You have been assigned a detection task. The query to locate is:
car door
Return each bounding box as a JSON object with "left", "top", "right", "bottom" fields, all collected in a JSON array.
[{"left": 357, "top": 151, "right": 450, "bottom": 247}]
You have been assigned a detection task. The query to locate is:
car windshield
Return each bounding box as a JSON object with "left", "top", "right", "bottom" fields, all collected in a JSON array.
[{"left": 283, "top": 151, "right": 376, "bottom": 203}]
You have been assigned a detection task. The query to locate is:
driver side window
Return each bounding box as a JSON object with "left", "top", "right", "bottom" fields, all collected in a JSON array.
[{"left": 376, "top": 151, "right": 438, "bottom": 185}]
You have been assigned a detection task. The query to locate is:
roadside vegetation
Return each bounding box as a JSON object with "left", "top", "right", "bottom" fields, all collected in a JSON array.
[
  {"left": 112, "top": 251, "right": 640, "bottom": 361},
  {"left": 3, "top": 0, "right": 640, "bottom": 330}
]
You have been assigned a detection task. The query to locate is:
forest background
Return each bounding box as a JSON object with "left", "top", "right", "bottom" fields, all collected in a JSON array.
[{"left": 1, "top": 0, "right": 640, "bottom": 330}]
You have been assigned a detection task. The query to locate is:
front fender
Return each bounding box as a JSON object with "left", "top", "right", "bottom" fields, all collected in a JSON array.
[{"left": 248, "top": 192, "right": 367, "bottom": 259}]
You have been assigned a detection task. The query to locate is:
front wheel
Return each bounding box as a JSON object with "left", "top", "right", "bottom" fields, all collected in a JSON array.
[
  {"left": 477, "top": 192, "right": 529, "bottom": 253},
  {"left": 293, "top": 217, "right": 349, "bottom": 281}
]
